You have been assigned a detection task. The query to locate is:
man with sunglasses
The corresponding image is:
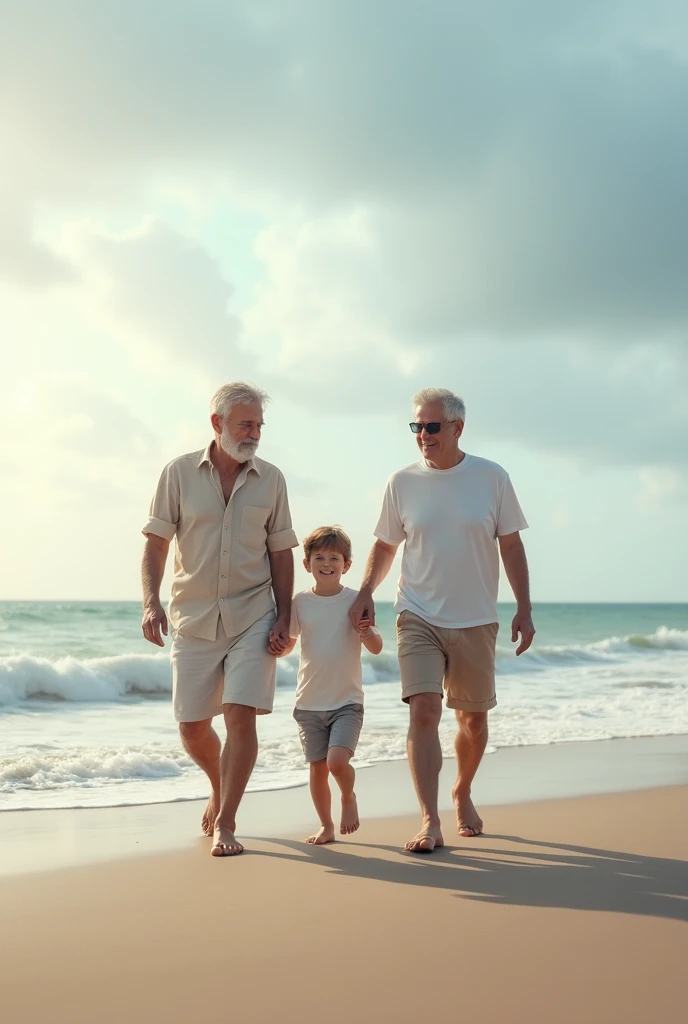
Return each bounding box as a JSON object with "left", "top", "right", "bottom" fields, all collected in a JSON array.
[{"left": 350, "top": 387, "right": 535, "bottom": 853}]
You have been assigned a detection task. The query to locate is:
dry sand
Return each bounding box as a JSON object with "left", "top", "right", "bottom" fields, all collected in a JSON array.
[{"left": 2, "top": 784, "right": 686, "bottom": 1024}]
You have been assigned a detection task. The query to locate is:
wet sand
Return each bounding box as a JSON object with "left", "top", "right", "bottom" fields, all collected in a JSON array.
[
  {"left": 2, "top": 783, "right": 686, "bottom": 1024},
  {"left": 3, "top": 734, "right": 688, "bottom": 876}
]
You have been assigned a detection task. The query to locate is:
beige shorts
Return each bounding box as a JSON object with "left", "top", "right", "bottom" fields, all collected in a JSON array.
[
  {"left": 170, "top": 610, "right": 277, "bottom": 722},
  {"left": 396, "top": 610, "right": 498, "bottom": 712}
]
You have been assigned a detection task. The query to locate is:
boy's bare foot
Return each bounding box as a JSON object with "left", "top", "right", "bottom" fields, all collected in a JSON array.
[
  {"left": 202, "top": 791, "right": 220, "bottom": 836},
  {"left": 306, "top": 825, "right": 336, "bottom": 845},
  {"left": 404, "top": 822, "right": 444, "bottom": 853},
  {"left": 340, "top": 795, "right": 359, "bottom": 835},
  {"left": 453, "top": 790, "right": 484, "bottom": 837},
  {"left": 211, "top": 824, "right": 244, "bottom": 856}
]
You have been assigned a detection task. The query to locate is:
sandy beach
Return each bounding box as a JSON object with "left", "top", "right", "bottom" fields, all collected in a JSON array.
[
  {"left": 3, "top": 733, "right": 688, "bottom": 875},
  {"left": 2, "top": 739, "right": 687, "bottom": 1024}
]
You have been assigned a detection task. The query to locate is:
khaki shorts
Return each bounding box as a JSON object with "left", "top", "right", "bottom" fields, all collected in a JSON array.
[
  {"left": 293, "top": 704, "right": 364, "bottom": 762},
  {"left": 396, "top": 610, "right": 498, "bottom": 712},
  {"left": 170, "top": 610, "right": 277, "bottom": 722}
]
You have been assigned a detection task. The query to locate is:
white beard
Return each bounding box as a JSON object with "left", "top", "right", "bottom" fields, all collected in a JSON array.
[{"left": 220, "top": 426, "right": 259, "bottom": 463}]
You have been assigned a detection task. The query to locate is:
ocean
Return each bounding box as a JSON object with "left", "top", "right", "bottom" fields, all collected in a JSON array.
[{"left": 1, "top": 601, "right": 686, "bottom": 811}]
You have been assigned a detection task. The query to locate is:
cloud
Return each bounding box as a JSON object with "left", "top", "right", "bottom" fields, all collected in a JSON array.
[
  {"left": 245, "top": 210, "right": 418, "bottom": 391},
  {"left": 4, "top": 1, "right": 688, "bottom": 336},
  {"left": 43, "top": 208, "right": 686, "bottom": 475},
  {"left": 637, "top": 466, "right": 688, "bottom": 509},
  {"left": 3, "top": 1, "right": 688, "bottom": 474},
  {"left": 64, "top": 219, "right": 243, "bottom": 380},
  {"left": 0, "top": 379, "right": 161, "bottom": 501},
  {"left": 0, "top": 377, "right": 170, "bottom": 599},
  {"left": 243, "top": 213, "right": 688, "bottom": 470},
  {"left": 0, "top": 203, "right": 75, "bottom": 287},
  {"left": 426, "top": 338, "right": 688, "bottom": 470}
]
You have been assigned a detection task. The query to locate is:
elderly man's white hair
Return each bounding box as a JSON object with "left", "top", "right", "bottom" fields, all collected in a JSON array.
[
  {"left": 210, "top": 382, "right": 270, "bottom": 419},
  {"left": 412, "top": 387, "right": 466, "bottom": 424}
]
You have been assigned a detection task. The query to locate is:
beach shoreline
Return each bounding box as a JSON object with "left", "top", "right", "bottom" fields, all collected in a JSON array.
[
  {"left": 2, "top": 733, "right": 687, "bottom": 876},
  {"left": 3, "top": 599, "right": 687, "bottom": 811}
]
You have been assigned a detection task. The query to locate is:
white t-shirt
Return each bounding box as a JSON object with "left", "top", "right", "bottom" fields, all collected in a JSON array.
[
  {"left": 290, "top": 586, "right": 366, "bottom": 711},
  {"left": 374, "top": 454, "right": 528, "bottom": 629}
]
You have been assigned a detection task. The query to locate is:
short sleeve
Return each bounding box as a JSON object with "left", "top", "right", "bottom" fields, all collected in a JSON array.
[
  {"left": 373, "top": 480, "right": 406, "bottom": 546},
  {"left": 142, "top": 463, "right": 179, "bottom": 541},
  {"left": 266, "top": 472, "right": 299, "bottom": 553},
  {"left": 289, "top": 600, "right": 301, "bottom": 639},
  {"left": 496, "top": 474, "right": 529, "bottom": 537}
]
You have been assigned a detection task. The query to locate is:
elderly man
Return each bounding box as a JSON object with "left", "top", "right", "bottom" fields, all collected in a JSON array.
[
  {"left": 141, "top": 382, "right": 297, "bottom": 857},
  {"left": 350, "top": 387, "right": 535, "bottom": 853}
]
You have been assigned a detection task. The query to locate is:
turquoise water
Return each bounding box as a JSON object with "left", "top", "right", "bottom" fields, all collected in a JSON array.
[
  {"left": 1, "top": 601, "right": 686, "bottom": 810},
  {"left": 1, "top": 600, "right": 686, "bottom": 657}
]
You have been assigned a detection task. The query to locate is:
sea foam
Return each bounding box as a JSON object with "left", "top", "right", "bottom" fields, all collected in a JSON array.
[
  {"left": 0, "top": 648, "right": 403, "bottom": 707},
  {"left": 1, "top": 627, "right": 686, "bottom": 707}
]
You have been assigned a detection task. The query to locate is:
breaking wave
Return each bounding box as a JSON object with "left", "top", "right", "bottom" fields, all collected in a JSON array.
[{"left": 1, "top": 627, "right": 686, "bottom": 708}]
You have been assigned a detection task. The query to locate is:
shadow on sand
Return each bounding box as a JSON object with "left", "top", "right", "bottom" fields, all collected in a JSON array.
[{"left": 245, "top": 832, "right": 688, "bottom": 922}]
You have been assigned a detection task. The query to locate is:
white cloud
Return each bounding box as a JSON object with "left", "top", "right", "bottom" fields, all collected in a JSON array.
[
  {"left": 63, "top": 219, "right": 243, "bottom": 381},
  {"left": 4, "top": 1, "right": 688, "bottom": 337},
  {"left": 0, "top": 378, "right": 166, "bottom": 599},
  {"left": 637, "top": 467, "right": 688, "bottom": 509},
  {"left": 0, "top": 379, "right": 160, "bottom": 486},
  {"left": 245, "top": 210, "right": 420, "bottom": 390},
  {"left": 0, "top": 202, "right": 75, "bottom": 287}
]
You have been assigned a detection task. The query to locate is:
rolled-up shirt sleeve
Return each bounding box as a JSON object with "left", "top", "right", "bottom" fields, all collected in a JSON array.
[
  {"left": 142, "top": 463, "right": 179, "bottom": 542},
  {"left": 266, "top": 472, "right": 299, "bottom": 552},
  {"left": 374, "top": 480, "right": 406, "bottom": 546}
]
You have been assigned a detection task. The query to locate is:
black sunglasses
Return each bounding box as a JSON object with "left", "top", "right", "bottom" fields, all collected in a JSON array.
[{"left": 409, "top": 421, "right": 455, "bottom": 434}]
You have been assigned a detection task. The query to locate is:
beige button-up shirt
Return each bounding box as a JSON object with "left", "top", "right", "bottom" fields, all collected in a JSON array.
[{"left": 143, "top": 445, "right": 298, "bottom": 641}]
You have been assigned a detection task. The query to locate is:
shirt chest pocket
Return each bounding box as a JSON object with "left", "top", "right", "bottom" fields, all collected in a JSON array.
[{"left": 240, "top": 506, "right": 270, "bottom": 549}]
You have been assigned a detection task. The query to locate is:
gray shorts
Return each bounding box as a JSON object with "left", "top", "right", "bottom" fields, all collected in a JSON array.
[{"left": 293, "top": 704, "right": 364, "bottom": 763}]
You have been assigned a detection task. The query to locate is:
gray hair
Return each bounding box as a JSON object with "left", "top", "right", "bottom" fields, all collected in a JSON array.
[
  {"left": 210, "top": 382, "right": 270, "bottom": 419},
  {"left": 412, "top": 387, "right": 466, "bottom": 424}
]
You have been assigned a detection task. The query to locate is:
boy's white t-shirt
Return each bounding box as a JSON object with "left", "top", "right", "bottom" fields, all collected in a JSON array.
[
  {"left": 290, "top": 586, "right": 366, "bottom": 711},
  {"left": 374, "top": 454, "right": 528, "bottom": 629}
]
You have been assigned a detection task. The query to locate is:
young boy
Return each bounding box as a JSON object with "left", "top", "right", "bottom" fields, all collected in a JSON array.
[{"left": 276, "top": 526, "right": 383, "bottom": 845}]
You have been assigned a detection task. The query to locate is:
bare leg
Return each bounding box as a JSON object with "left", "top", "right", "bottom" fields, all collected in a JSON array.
[
  {"left": 452, "top": 710, "right": 488, "bottom": 837},
  {"left": 306, "top": 760, "right": 335, "bottom": 844},
  {"left": 179, "top": 719, "right": 221, "bottom": 836},
  {"left": 212, "top": 703, "right": 258, "bottom": 857},
  {"left": 327, "top": 747, "right": 359, "bottom": 835},
  {"left": 405, "top": 693, "right": 444, "bottom": 853}
]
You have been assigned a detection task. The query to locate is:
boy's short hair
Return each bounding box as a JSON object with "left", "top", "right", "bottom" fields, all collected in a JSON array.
[{"left": 303, "top": 525, "right": 352, "bottom": 564}]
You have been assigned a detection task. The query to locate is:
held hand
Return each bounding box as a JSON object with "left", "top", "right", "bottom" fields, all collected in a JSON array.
[
  {"left": 267, "top": 641, "right": 290, "bottom": 657},
  {"left": 142, "top": 602, "right": 168, "bottom": 647},
  {"left": 511, "top": 610, "right": 535, "bottom": 656},
  {"left": 267, "top": 637, "right": 291, "bottom": 657},
  {"left": 268, "top": 615, "right": 290, "bottom": 656},
  {"left": 355, "top": 619, "right": 374, "bottom": 638},
  {"left": 349, "top": 589, "right": 375, "bottom": 630}
]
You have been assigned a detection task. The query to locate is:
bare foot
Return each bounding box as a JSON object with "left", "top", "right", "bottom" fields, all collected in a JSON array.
[
  {"left": 306, "top": 824, "right": 336, "bottom": 845},
  {"left": 404, "top": 822, "right": 444, "bottom": 854},
  {"left": 202, "top": 791, "right": 220, "bottom": 837},
  {"left": 340, "top": 795, "right": 360, "bottom": 835},
  {"left": 453, "top": 789, "right": 484, "bottom": 837},
  {"left": 211, "top": 823, "right": 244, "bottom": 857}
]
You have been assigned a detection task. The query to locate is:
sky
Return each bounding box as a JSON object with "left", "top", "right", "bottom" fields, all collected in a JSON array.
[{"left": 1, "top": 0, "right": 687, "bottom": 603}]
